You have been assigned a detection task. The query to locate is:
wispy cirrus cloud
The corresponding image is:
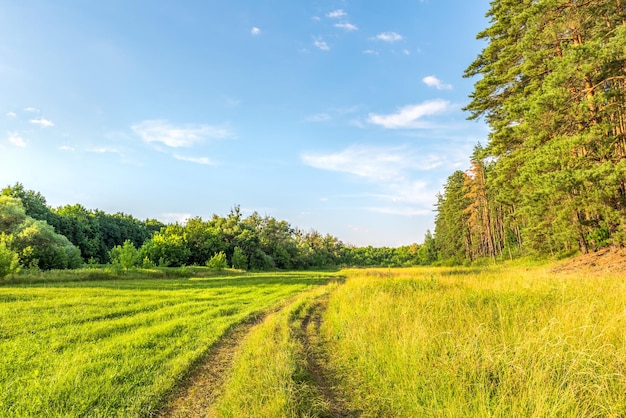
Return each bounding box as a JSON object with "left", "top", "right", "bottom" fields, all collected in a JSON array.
[
  {"left": 327, "top": 9, "right": 347, "bottom": 18},
  {"left": 58, "top": 145, "right": 75, "bottom": 151},
  {"left": 301, "top": 145, "right": 443, "bottom": 215},
  {"left": 368, "top": 99, "right": 451, "bottom": 129},
  {"left": 173, "top": 154, "right": 213, "bottom": 165},
  {"left": 24, "top": 107, "right": 39, "bottom": 113},
  {"left": 86, "top": 147, "right": 119, "bottom": 154},
  {"left": 132, "top": 119, "right": 233, "bottom": 148},
  {"left": 6, "top": 112, "right": 16, "bottom": 118},
  {"left": 305, "top": 113, "right": 332, "bottom": 123},
  {"left": 374, "top": 32, "right": 403, "bottom": 42},
  {"left": 423, "top": 75, "right": 453, "bottom": 90},
  {"left": 30, "top": 117, "right": 54, "bottom": 127},
  {"left": 335, "top": 22, "right": 358, "bottom": 31},
  {"left": 302, "top": 145, "right": 442, "bottom": 182},
  {"left": 7, "top": 131, "right": 26, "bottom": 147}
]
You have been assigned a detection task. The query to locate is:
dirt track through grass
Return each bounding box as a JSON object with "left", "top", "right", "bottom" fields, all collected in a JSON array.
[
  {"left": 164, "top": 277, "right": 354, "bottom": 417},
  {"left": 297, "top": 297, "right": 358, "bottom": 418},
  {"left": 158, "top": 311, "right": 269, "bottom": 417}
]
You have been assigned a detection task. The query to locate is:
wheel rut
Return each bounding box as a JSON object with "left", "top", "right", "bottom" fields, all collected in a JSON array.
[
  {"left": 297, "top": 295, "right": 360, "bottom": 418},
  {"left": 157, "top": 310, "right": 270, "bottom": 418}
]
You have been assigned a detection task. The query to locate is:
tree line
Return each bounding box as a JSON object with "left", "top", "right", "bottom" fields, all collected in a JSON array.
[
  {"left": 429, "top": 0, "right": 626, "bottom": 264},
  {"left": 0, "top": 183, "right": 426, "bottom": 276}
]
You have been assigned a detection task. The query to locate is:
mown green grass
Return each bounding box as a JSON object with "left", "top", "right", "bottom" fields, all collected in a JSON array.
[
  {"left": 0, "top": 270, "right": 332, "bottom": 417},
  {"left": 321, "top": 266, "right": 626, "bottom": 417}
]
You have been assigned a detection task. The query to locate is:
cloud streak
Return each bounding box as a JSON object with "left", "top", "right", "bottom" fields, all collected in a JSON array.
[
  {"left": 173, "top": 154, "right": 213, "bottom": 165},
  {"left": 250, "top": 27, "right": 261, "bottom": 36},
  {"left": 327, "top": 9, "right": 347, "bottom": 18},
  {"left": 423, "top": 75, "right": 452, "bottom": 90},
  {"left": 313, "top": 38, "right": 330, "bottom": 51},
  {"left": 302, "top": 145, "right": 443, "bottom": 215},
  {"left": 132, "top": 119, "right": 233, "bottom": 148},
  {"left": 30, "top": 118, "right": 54, "bottom": 127},
  {"left": 335, "top": 22, "right": 358, "bottom": 31},
  {"left": 368, "top": 99, "right": 450, "bottom": 129},
  {"left": 301, "top": 145, "right": 442, "bottom": 182},
  {"left": 374, "top": 32, "right": 403, "bottom": 42}
]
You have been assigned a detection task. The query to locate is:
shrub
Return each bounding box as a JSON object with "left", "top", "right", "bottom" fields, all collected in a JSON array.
[{"left": 206, "top": 251, "right": 228, "bottom": 271}]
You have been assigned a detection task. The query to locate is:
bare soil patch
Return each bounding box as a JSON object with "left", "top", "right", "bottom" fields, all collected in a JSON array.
[{"left": 551, "top": 247, "right": 626, "bottom": 275}]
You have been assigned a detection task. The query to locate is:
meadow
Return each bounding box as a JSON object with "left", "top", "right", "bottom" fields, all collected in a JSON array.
[
  {"left": 2, "top": 264, "right": 626, "bottom": 417},
  {"left": 217, "top": 265, "right": 626, "bottom": 417},
  {"left": 0, "top": 269, "right": 333, "bottom": 417}
]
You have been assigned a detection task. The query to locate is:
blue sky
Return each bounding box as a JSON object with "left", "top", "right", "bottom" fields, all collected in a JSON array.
[{"left": 0, "top": 0, "right": 490, "bottom": 247}]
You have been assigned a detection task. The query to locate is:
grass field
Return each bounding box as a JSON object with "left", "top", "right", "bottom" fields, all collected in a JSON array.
[
  {"left": 0, "top": 269, "right": 332, "bottom": 417},
  {"left": 3, "top": 264, "right": 626, "bottom": 417},
  {"left": 320, "top": 267, "right": 626, "bottom": 417}
]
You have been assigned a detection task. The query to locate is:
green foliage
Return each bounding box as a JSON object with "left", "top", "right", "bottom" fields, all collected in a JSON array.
[
  {"left": 231, "top": 246, "right": 248, "bottom": 270},
  {"left": 109, "top": 239, "right": 139, "bottom": 271},
  {"left": 140, "top": 225, "right": 190, "bottom": 267},
  {"left": 14, "top": 218, "right": 83, "bottom": 270},
  {"left": 206, "top": 251, "right": 228, "bottom": 271},
  {"left": 0, "top": 195, "right": 27, "bottom": 232},
  {"left": 430, "top": 1, "right": 626, "bottom": 261},
  {"left": 0, "top": 234, "right": 21, "bottom": 278}
]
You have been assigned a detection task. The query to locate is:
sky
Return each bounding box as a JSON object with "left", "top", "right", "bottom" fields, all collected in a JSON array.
[{"left": 0, "top": 0, "right": 491, "bottom": 247}]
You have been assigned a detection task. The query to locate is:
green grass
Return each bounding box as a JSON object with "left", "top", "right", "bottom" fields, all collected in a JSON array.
[
  {"left": 213, "top": 283, "right": 336, "bottom": 418},
  {"left": 0, "top": 269, "right": 332, "bottom": 417},
  {"left": 320, "top": 266, "right": 626, "bottom": 417}
]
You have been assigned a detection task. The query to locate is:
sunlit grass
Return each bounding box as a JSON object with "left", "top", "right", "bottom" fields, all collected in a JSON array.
[
  {"left": 0, "top": 270, "right": 332, "bottom": 417},
  {"left": 321, "top": 266, "right": 626, "bottom": 417},
  {"left": 213, "top": 283, "right": 335, "bottom": 417}
]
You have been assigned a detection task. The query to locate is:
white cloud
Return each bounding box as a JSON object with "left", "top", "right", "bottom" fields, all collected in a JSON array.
[
  {"left": 302, "top": 145, "right": 443, "bottom": 215},
  {"left": 58, "top": 145, "right": 75, "bottom": 151},
  {"left": 301, "top": 145, "right": 442, "bottom": 182},
  {"left": 313, "top": 38, "right": 330, "bottom": 51},
  {"left": 374, "top": 32, "right": 403, "bottom": 42},
  {"left": 173, "top": 154, "right": 213, "bottom": 165},
  {"left": 131, "top": 119, "right": 233, "bottom": 148},
  {"left": 368, "top": 99, "right": 450, "bottom": 129},
  {"left": 250, "top": 27, "right": 261, "bottom": 36},
  {"left": 7, "top": 131, "right": 26, "bottom": 147},
  {"left": 335, "top": 22, "right": 358, "bottom": 31},
  {"left": 312, "top": 16, "right": 321, "bottom": 22},
  {"left": 305, "top": 113, "right": 332, "bottom": 122},
  {"left": 403, "top": 49, "right": 411, "bottom": 55},
  {"left": 87, "top": 147, "right": 119, "bottom": 154},
  {"left": 422, "top": 75, "right": 453, "bottom": 90},
  {"left": 327, "top": 9, "right": 347, "bottom": 18},
  {"left": 30, "top": 117, "right": 54, "bottom": 127},
  {"left": 24, "top": 107, "right": 39, "bottom": 113},
  {"left": 363, "top": 49, "right": 379, "bottom": 55},
  {"left": 6, "top": 112, "right": 16, "bottom": 118}
]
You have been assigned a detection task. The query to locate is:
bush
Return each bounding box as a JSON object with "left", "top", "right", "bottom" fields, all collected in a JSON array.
[
  {"left": 0, "top": 234, "right": 21, "bottom": 278},
  {"left": 206, "top": 251, "right": 228, "bottom": 271},
  {"left": 231, "top": 246, "right": 248, "bottom": 270}
]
